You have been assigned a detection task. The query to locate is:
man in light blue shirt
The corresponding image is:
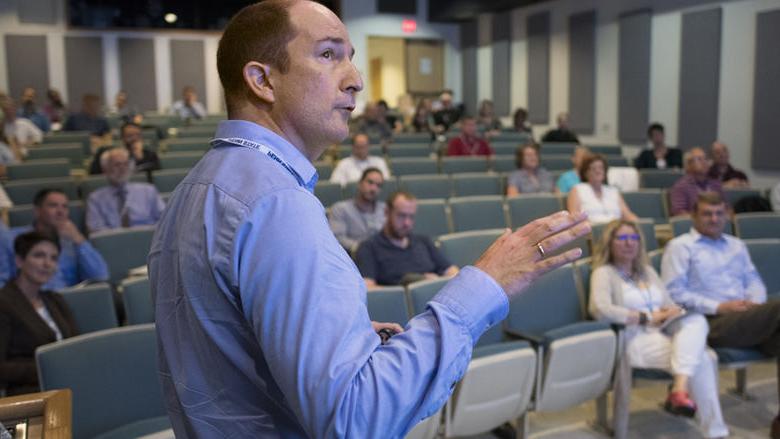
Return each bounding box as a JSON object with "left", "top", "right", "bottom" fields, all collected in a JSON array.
[
  {"left": 86, "top": 147, "right": 165, "bottom": 235},
  {"left": 328, "top": 167, "right": 385, "bottom": 254},
  {"left": 170, "top": 86, "right": 207, "bottom": 120},
  {"left": 0, "top": 189, "right": 109, "bottom": 290},
  {"left": 662, "top": 191, "right": 780, "bottom": 437},
  {"left": 150, "top": 1, "right": 590, "bottom": 438}
]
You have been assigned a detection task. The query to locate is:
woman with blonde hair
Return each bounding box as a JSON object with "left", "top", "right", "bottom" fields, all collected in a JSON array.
[{"left": 589, "top": 220, "right": 728, "bottom": 438}]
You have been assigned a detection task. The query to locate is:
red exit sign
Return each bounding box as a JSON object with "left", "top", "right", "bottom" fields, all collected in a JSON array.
[{"left": 402, "top": 19, "right": 417, "bottom": 33}]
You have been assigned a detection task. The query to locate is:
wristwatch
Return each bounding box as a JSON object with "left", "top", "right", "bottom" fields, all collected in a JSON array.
[{"left": 638, "top": 312, "right": 649, "bottom": 326}]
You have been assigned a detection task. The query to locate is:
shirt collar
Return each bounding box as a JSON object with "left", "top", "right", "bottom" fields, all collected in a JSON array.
[{"left": 213, "top": 120, "right": 318, "bottom": 191}]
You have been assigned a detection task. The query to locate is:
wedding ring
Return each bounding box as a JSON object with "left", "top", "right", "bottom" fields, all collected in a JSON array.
[{"left": 536, "top": 243, "right": 546, "bottom": 259}]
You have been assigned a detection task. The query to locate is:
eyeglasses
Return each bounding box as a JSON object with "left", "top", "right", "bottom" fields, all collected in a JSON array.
[{"left": 615, "top": 234, "right": 640, "bottom": 242}]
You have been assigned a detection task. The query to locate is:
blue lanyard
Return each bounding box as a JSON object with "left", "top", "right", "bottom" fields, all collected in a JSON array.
[{"left": 210, "top": 136, "right": 307, "bottom": 188}]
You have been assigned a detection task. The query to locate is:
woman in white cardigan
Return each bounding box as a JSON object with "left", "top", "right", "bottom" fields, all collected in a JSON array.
[{"left": 589, "top": 219, "right": 728, "bottom": 438}]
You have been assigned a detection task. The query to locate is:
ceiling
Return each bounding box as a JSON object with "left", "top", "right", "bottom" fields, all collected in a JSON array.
[{"left": 427, "top": 0, "right": 553, "bottom": 22}]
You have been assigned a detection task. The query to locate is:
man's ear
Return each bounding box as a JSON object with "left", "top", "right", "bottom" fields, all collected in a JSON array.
[{"left": 243, "top": 61, "right": 275, "bottom": 104}]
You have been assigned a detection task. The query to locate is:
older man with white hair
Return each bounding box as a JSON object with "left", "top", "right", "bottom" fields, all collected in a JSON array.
[{"left": 86, "top": 147, "right": 165, "bottom": 234}]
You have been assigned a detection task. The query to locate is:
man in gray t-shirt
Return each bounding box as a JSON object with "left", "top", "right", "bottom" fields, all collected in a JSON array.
[{"left": 328, "top": 167, "right": 386, "bottom": 254}]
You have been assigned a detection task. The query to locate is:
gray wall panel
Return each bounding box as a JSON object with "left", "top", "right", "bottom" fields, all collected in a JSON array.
[
  {"left": 678, "top": 8, "right": 721, "bottom": 149},
  {"left": 527, "top": 11, "right": 550, "bottom": 125},
  {"left": 492, "top": 13, "right": 511, "bottom": 117},
  {"left": 170, "top": 40, "right": 207, "bottom": 108},
  {"left": 618, "top": 10, "right": 651, "bottom": 144},
  {"left": 118, "top": 38, "right": 157, "bottom": 112},
  {"left": 4, "top": 35, "right": 49, "bottom": 100},
  {"left": 65, "top": 36, "right": 105, "bottom": 107},
  {"left": 461, "top": 20, "right": 478, "bottom": 117},
  {"left": 752, "top": 9, "right": 780, "bottom": 170},
  {"left": 18, "top": 0, "right": 57, "bottom": 24},
  {"left": 568, "top": 10, "right": 596, "bottom": 135}
]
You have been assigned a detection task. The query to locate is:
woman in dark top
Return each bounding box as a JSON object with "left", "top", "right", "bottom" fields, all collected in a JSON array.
[{"left": 0, "top": 232, "right": 77, "bottom": 396}]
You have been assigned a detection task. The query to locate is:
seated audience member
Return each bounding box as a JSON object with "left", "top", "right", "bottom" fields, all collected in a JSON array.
[
  {"left": 0, "top": 232, "right": 78, "bottom": 396},
  {"left": 708, "top": 141, "right": 748, "bottom": 188},
  {"left": 541, "top": 112, "right": 579, "bottom": 143},
  {"left": 568, "top": 154, "right": 638, "bottom": 224},
  {"left": 356, "top": 191, "right": 458, "bottom": 288},
  {"left": 88, "top": 122, "right": 160, "bottom": 175},
  {"left": 0, "top": 189, "right": 109, "bottom": 290},
  {"left": 662, "top": 192, "right": 780, "bottom": 438},
  {"left": 507, "top": 143, "right": 554, "bottom": 195},
  {"left": 446, "top": 117, "right": 493, "bottom": 156},
  {"left": 590, "top": 220, "right": 727, "bottom": 436},
  {"left": 330, "top": 133, "right": 390, "bottom": 186},
  {"left": 772, "top": 181, "right": 780, "bottom": 212},
  {"left": 432, "top": 91, "right": 461, "bottom": 132},
  {"left": 1, "top": 96, "right": 43, "bottom": 153},
  {"left": 63, "top": 94, "right": 111, "bottom": 150},
  {"left": 42, "top": 89, "right": 68, "bottom": 128},
  {"left": 512, "top": 107, "right": 533, "bottom": 135},
  {"left": 376, "top": 100, "right": 401, "bottom": 133},
  {"left": 556, "top": 145, "right": 589, "bottom": 194},
  {"left": 171, "top": 86, "right": 207, "bottom": 120},
  {"left": 411, "top": 98, "right": 437, "bottom": 135},
  {"left": 353, "top": 102, "right": 393, "bottom": 143},
  {"left": 108, "top": 90, "right": 141, "bottom": 124},
  {"left": 329, "top": 168, "right": 385, "bottom": 254},
  {"left": 669, "top": 147, "right": 725, "bottom": 216},
  {"left": 477, "top": 99, "right": 502, "bottom": 136},
  {"left": 86, "top": 147, "right": 165, "bottom": 234},
  {"left": 634, "top": 123, "right": 683, "bottom": 169},
  {"left": 17, "top": 87, "right": 51, "bottom": 133},
  {"left": 395, "top": 94, "right": 416, "bottom": 131},
  {"left": 0, "top": 123, "right": 21, "bottom": 176}
]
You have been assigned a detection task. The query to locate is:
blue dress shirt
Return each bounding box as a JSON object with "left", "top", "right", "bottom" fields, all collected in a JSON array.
[
  {"left": 86, "top": 182, "right": 165, "bottom": 234},
  {"left": 150, "top": 120, "right": 508, "bottom": 438},
  {"left": 662, "top": 228, "right": 766, "bottom": 315},
  {"left": 0, "top": 226, "right": 110, "bottom": 290}
]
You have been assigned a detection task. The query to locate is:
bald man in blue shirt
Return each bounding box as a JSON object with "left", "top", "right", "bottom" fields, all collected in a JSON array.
[{"left": 149, "top": 1, "right": 590, "bottom": 437}]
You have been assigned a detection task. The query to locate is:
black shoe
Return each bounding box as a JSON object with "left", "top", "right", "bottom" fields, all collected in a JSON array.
[
  {"left": 771, "top": 415, "right": 780, "bottom": 439},
  {"left": 491, "top": 422, "right": 516, "bottom": 439}
]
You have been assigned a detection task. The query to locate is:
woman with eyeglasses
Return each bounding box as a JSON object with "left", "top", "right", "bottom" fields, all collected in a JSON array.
[
  {"left": 0, "top": 232, "right": 77, "bottom": 396},
  {"left": 567, "top": 153, "right": 638, "bottom": 224},
  {"left": 589, "top": 220, "right": 728, "bottom": 438}
]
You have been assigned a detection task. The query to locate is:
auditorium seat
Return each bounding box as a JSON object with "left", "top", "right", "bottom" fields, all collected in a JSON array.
[
  {"left": 451, "top": 173, "right": 502, "bottom": 197},
  {"left": 26, "top": 144, "right": 85, "bottom": 167},
  {"left": 164, "top": 138, "right": 211, "bottom": 153},
  {"left": 90, "top": 226, "right": 156, "bottom": 284},
  {"left": 639, "top": 169, "right": 683, "bottom": 189},
  {"left": 7, "top": 159, "right": 71, "bottom": 180},
  {"left": 540, "top": 142, "right": 576, "bottom": 155},
  {"left": 343, "top": 178, "right": 398, "bottom": 201},
  {"left": 622, "top": 190, "right": 667, "bottom": 223},
  {"left": 449, "top": 195, "right": 507, "bottom": 232},
  {"left": 42, "top": 131, "right": 91, "bottom": 154},
  {"left": 121, "top": 276, "right": 154, "bottom": 325},
  {"left": 407, "top": 278, "right": 537, "bottom": 438},
  {"left": 744, "top": 238, "right": 780, "bottom": 296},
  {"left": 648, "top": 248, "right": 663, "bottom": 273},
  {"left": 390, "top": 158, "right": 439, "bottom": 176},
  {"left": 588, "top": 145, "right": 622, "bottom": 156},
  {"left": 36, "top": 324, "right": 170, "bottom": 439},
  {"left": 386, "top": 144, "right": 432, "bottom": 158},
  {"left": 392, "top": 133, "right": 433, "bottom": 144},
  {"left": 490, "top": 154, "right": 516, "bottom": 173},
  {"left": 440, "top": 156, "right": 490, "bottom": 174},
  {"left": 152, "top": 169, "right": 189, "bottom": 193},
  {"left": 506, "top": 194, "right": 563, "bottom": 229},
  {"left": 724, "top": 188, "right": 763, "bottom": 208},
  {"left": 492, "top": 132, "right": 532, "bottom": 144},
  {"left": 491, "top": 142, "right": 521, "bottom": 156},
  {"left": 437, "top": 229, "right": 504, "bottom": 268},
  {"left": 314, "top": 181, "right": 342, "bottom": 207},
  {"left": 338, "top": 144, "right": 383, "bottom": 159},
  {"left": 413, "top": 199, "right": 451, "bottom": 238},
  {"left": 734, "top": 212, "right": 780, "bottom": 240},
  {"left": 541, "top": 156, "right": 572, "bottom": 171},
  {"left": 57, "top": 282, "right": 119, "bottom": 333},
  {"left": 3, "top": 177, "right": 79, "bottom": 205},
  {"left": 173, "top": 126, "right": 218, "bottom": 138},
  {"left": 504, "top": 264, "right": 616, "bottom": 416},
  {"left": 398, "top": 174, "right": 451, "bottom": 199},
  {"left": 313, "top": 161, "right": 333, "bottom": 180},
  {"left": 366, "top": 286, "right": 409, "bottom": 327},
  {"left": 159, "top": 151, "right": 203, "bottom": 169}
]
